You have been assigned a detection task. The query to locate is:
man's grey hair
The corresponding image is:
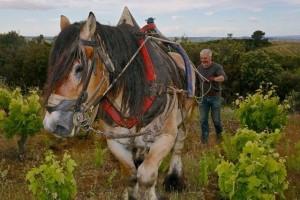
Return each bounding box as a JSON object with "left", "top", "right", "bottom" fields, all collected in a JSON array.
[{"left": 200, "top": 49, "right": 212, "bottom": 57}]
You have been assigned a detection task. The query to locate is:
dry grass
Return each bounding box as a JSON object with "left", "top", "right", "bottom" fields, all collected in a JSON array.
[
  {"left": 263, "top": 42, "right": 300, "bottom": 57},
  {"left": 0, "top": 108, "right": 299, "bottom": 200}
]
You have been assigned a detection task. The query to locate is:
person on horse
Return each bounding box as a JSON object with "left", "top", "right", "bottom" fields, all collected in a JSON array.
[{"left": 197, "top": 48, "right": 227, "bottom": 144}]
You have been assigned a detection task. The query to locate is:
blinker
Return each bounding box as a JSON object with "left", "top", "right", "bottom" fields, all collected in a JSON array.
[{"left": 46, "top": 99, "right": 77, "bottom": 113}]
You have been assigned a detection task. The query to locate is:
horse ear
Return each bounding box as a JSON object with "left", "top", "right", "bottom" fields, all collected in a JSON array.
[
  {"left": 60, "top": 15, "right": 71, "bottom": 31},
  {"left": 80, "top": 12, "right": 97, "bottom": 40},
  {"left": 117, "top": 6, "right": 140, "bottom": 29}
]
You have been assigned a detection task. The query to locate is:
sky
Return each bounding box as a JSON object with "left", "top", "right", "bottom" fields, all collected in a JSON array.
[{"left": 0, "top": 0, "right": 300, "bottom": 37}]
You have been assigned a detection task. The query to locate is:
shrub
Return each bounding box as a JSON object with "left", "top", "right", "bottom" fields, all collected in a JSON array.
[
  {"left": 0, "top": 87, "right": 43, "bottom": 155},
  {"left": 198, "top": 150, "right": 220, "bottom": 186},
  {"left": 216, "top": 130, "right": 288, "bottom": 199},
  {"left": 239, "top": 51, "right": 282, "bottom": 95},
  {"left": 26, "top": 151, "right": 77, "bottom": 200},
  {"left": 235, "top": 84, "right": 288, "bottom": 132},
  {"left": 221, "top": 128, "right": 281, "bottom": 162},
  {"left": 0, "top": 86, "right": 11, "bottom": 111}
]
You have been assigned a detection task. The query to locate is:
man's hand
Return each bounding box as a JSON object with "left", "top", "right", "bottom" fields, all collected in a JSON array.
[
  {"left": 212, "top": 75, "right": 225, "bottom": 82},
  {"left": 208, "top": 76, "right": 215, "bottom": 82}
]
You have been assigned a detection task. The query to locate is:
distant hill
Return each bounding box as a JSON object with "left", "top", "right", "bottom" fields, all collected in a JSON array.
[
  {"left": 262, "top": 41, "right": 300, "bottom": 57},
  {"left": 25, "top": 36, "right": 54, "bottom": 43},
  {"left": 24, "top": 35, "right": 300, "bottom": 43},
  {"left": 268, "top": 35, "right": 300, "bottom": 42},
  {"left": 170, "top": 35, "right": 300, "bottom": 43}
]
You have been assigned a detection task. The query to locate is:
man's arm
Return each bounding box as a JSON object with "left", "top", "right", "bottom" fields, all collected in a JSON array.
[
  {"left": 212, "top": 64, "right": 226, "bottom": 82},
  {"left": 212, "top": 75, "right": 225, "bottom": 82}
]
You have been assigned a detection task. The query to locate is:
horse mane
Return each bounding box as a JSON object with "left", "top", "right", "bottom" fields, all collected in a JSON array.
[
  {"left": 44, "top": 19, "right": 183, "bottom": 116},
  {"left": 44, "top": 21, "right": 148, "bottom": 116},
  {"left": 96, "top": 23, "right": 148, "bottom": 116}
]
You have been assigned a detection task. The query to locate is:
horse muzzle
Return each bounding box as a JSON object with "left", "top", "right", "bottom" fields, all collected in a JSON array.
[{"left": 43, "top": 110, "right": 75, "bottom": 138}]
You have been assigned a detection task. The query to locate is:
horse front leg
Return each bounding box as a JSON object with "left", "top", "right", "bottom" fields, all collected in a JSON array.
[
  {"left": 137, "top": 104, "right": 178, "bottom": 200},
  {"left": 106, "top": 137, "right": 138, "bottom": 200},
  {"left": 163, "top": 127, "right": 186, "bottom": 192},
  {"left": 163, "top": 98, "right": 195, "bottom": 192}
]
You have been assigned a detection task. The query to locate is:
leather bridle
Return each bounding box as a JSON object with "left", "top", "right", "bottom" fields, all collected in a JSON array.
[{"left": 46, "top": 34, "right": 113, "bottom": 116}]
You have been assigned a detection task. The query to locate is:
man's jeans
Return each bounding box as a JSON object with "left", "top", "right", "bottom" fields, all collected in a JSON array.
[{"left": 199, "top": 96, "right": 223, "bottom": 143}]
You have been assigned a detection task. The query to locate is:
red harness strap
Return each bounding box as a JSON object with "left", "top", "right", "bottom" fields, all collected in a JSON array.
[
  {"left": 101, "top": 96, "right": 156, "bottom": 129},
  {"left": 138, "top": 38, "right": 156, "bottom": 81},
  {"left": 140, "top": 23, "right": 157, "bottom": 33},
  {"left": 101, "top": 28, "right": 157, "bottom": 129}
]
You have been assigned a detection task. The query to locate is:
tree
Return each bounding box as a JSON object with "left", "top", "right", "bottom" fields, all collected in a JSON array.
[
  {"left": 251, "top": 30, "right": 265, "bottom": 41},
  {"left": 0, "top": 32, "right": 51, "bottom": 89},
  {"left": 227, "top": 33, "right": 233, "bottom": 39},
  {"left": 250, "top": 30, "right": 270, "bottom": 48},
  {"left": 239, "top": 50, "right": 282, "bottom": 94}
]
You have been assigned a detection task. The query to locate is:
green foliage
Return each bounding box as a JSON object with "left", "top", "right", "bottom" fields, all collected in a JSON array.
[
  {"left": 286, "top": 140, "right": 300, "bottom": 172},
  {"left": 240, "top": 51, "right": 282, "bottom": 94},
  {"left": 198, "top": 150, "right": 220, "bottom": 186},
  {"left": 159, "top": 154, "right": 171, "bottom": 173},
  {"left": 287, "top": 90, "right": 300, "bottom": 112},
  {"left": 0, "top": 86, "right": 11, "bottom": 111},
  {"left": 94, "top": 142, "right": 107, "bottom": 168},
  {"left": 0, "top": 87, "right": 42, "bottom": 139},
  {"left": 235, "top": 85, "right": 288, "bottom": 132},
  {"left": 222, "top": 128, "right": 281, "bottom": 162},
  {"left": 0, "top": 32, "right": 51, "bottom": 89},
  {"left": 221, "top": 130, "right": 258, "bottom": 162},
  {"left": 26, "top": 151, "right": 77, "bottom": 200},
  {"left": 0, "top": 31, "right": 26, "bottom": 48},
  {"left": 249, "top": 30, "right": 270, "bottom": 49},
  {"left": 107, "top": 169, "right": 117, "bottom": 188},
  {"left": 216, "top": 129, "right": 288, "bottom": 200},
  {"left": 251, "top": 30, "right": 266, "bottom": 41}
]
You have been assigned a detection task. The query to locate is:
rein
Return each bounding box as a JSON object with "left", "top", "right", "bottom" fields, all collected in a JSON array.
[
  {"left": 46, "top": 32, "right": 196, "bottom": 139},
  {"left": 72, "top": 35, "right": 153, "bottom": 133}
]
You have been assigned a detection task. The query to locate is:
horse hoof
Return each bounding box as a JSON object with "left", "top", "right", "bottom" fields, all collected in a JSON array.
[
  {"left": 128, "top": 195, "right": 137, "bottom": 200},
  {"left": 163, "top": 172, "right": 186, "bottom": 192},
  {"left": 156, "top": 192, "right": 169, "bottom": 200}
]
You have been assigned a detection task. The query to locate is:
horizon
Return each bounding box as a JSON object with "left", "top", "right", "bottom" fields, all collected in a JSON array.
[
  {"left": 1, "top": 0, "right": 300, "bottom": 37},
  {"left": 21, "top": 34, "right": 300, "bottom": 39}
]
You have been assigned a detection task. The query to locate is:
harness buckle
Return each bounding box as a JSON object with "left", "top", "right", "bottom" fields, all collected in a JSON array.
[{"left": 73, "top": 112, "right": 90, "bottom": 131}]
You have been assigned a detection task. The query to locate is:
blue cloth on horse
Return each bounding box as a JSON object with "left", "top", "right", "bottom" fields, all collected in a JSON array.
[{"left": 171, "top": 44, "right": 194, "bottom": 97}]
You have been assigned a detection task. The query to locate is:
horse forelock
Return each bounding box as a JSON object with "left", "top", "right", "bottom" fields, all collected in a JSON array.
[{"left": 43, "top": 22, "right": 88, "bottom": 103}]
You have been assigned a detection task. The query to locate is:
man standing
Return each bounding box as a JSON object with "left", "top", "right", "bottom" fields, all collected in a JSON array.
[{"left": 197, "top": 49, "right": 227, "bottom": 144}]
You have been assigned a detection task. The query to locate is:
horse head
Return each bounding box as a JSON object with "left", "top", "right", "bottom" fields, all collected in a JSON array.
[{"left": 43, "top": 12, "right": 111, "bottom": 137}]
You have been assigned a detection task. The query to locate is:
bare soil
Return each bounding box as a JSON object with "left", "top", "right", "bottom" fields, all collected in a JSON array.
[{"left": 0, "top": 110, "right": 299, "bottom": 200}]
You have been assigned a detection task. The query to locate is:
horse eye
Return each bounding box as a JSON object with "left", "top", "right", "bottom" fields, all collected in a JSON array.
[{"left": 75, "top": 64, "right": 83, "bottom": 74}]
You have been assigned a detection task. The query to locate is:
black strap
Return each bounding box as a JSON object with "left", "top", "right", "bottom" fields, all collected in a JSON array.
[
  {"left": 79, "top": 39, "right": 98, "bottom": 47},
  {"left": 74, "top": 39, "right": 98, "bottom": 112}
]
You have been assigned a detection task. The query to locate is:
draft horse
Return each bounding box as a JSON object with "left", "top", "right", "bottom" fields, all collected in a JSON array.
[{"left": 43, "top": 9, "right": 195, "bottom": 200}]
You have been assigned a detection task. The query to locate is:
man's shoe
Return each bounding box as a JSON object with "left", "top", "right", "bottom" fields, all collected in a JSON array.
[{"left": 216, "top": 134, "right": 222, "bottom": 144}]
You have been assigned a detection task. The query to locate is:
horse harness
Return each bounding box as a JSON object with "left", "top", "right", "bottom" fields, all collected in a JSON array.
[{"left": 46, "top": 28, "right": 187, "bottom": 139}]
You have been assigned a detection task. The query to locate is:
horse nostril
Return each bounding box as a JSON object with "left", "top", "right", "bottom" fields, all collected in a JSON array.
[{"left": 55, "top": 125, "right": 69, "bottom": 135}]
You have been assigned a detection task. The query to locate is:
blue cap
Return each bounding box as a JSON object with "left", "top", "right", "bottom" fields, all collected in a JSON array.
[{"left": 146, "top": 17, "right": 155, "bottom": 24}]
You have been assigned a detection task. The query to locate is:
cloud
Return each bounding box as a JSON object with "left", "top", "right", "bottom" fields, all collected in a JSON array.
[
  {"left": 160, "top": 25, "right": 181, "bottom": 34},
  {"left": 23, "top": 18, "right": 38, "bottom": 22},
  {"left": 204, "top": 11, "right": 215, "bottom": 16},
  {"left": 0, "top": 0, "right": 55, "bottom": 10},
  {"left": 171, "top": 15, "right": 183, "bottom": 20},
  {"left": 1, "top": 0, "right": 297, "bottom": 13},
  {"left": 192, "top": 26, "right": 239, "bottom": 37},
  {"left": 249, "top": 17, "right": 259, "bottom": 22},
  {"left": 0, "top": 0, "right": 299, "bottom": 22}
]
